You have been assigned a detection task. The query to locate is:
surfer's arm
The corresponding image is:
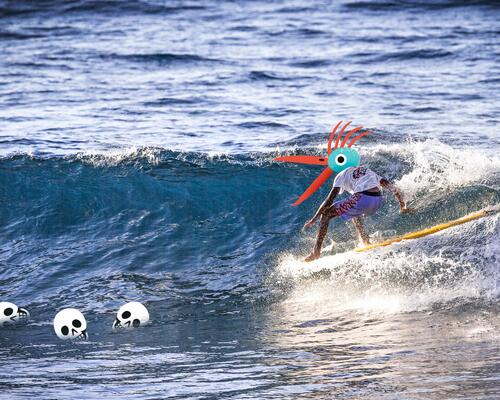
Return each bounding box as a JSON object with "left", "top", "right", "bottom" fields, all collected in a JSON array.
[
  {"left": 380, "top": 178, "right": 410, "bottom": 212},
  {"left": 304, "top": 186, "right": 340, "bottom": 229}
]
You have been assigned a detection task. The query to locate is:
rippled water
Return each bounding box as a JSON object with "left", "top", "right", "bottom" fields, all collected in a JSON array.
[{"left": 1, "top": 1, "right": 499, "bottom": 399}]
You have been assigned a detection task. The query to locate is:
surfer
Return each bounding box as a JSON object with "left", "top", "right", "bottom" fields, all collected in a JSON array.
[{"left": 303, "top": 166, "right": 410, "bottom": 262}]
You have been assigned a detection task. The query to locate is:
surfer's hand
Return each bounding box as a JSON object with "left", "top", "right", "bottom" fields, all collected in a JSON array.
[
  {"left": 400, "top": 206, "right": 414, "bottom": 214},
  {"left": 303, "top": 219, "right": 315, "bottom": 230}
]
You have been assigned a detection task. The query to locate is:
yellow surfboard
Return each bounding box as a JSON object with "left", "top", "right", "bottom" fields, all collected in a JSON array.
[{"left": 354, "top": 206, "right": 498, "bottom": 252}]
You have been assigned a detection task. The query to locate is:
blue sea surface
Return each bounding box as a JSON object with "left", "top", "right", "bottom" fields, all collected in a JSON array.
[{"left": 1, "top": 1, "right": 499, "bottom": 399}]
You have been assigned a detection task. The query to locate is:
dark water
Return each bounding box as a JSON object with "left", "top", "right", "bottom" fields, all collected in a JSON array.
[{"left": 1, "top": 1, "right": 499, "bottom": 399}]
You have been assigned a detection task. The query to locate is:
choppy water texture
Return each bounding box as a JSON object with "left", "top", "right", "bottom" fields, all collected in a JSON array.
[{"left": 1, "top": 1, "right": 500, "bottom": 399}]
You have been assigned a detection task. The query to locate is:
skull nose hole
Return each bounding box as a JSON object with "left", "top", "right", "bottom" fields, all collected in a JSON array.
[
  {"left": 122, "top": 311, "right": 131, "bottom": 319},
  {"left": 72, "top": 319, "right": 82, "bottom": 328},
  {"left": 4, "top": 308, "right": 13, "bottom": 316},
  {"left": 132, "top": 319, "right": 140, "bottom": 328},
  {"left": 61, "top": 326, "right": 69, "bottom": 336}
]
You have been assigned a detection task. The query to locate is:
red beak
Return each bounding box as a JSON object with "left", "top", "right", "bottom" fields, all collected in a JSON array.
[
  {"left": 274, "top": 155, "right": 328, "bottom": 166},
  {"left": 293, "top": 167, "right": 333, "bottom": 206}
]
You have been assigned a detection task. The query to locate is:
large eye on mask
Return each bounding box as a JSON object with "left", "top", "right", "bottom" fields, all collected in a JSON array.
[
  {"left": 335, "top": 154, "right": 347, "bottom": 166},
  {"left": 328, "top": 148, "right": 360, "bottom": 173}
]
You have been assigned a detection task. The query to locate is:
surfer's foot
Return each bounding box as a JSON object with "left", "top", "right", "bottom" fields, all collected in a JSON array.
[
  {"left": 353, "top": 218, "right": 371, "bottom": 246},
  {"left": 356, "top": 232, "right": 371, "bottom": 245},
  {"left": 304, "top": 252, "right": 320, "bottom": 262}
]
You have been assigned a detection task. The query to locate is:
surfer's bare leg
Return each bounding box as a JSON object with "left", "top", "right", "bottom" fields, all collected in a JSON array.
[
  {"left": 305, "top": 208, "right": 337, "bottom": 262},
  {"left": 352, "top": 217, "right": 370, "bottom": 245}
]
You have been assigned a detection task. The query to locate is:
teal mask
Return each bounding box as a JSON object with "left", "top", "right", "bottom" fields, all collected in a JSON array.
[{"left": 327, "top": 147, "right": 360, "bottom": 173}]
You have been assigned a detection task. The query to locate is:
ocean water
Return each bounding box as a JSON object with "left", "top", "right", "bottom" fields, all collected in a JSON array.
[{"left": 1, "top": 1, "right": 499, "bottom": 399}]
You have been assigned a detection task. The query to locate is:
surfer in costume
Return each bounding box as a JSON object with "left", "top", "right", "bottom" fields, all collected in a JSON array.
[
  {"left": 274, "top": 120, "right": 412, "bottom": 262},
  {"left": 302, "top": 166, "right": 410, "bottom": 261}
]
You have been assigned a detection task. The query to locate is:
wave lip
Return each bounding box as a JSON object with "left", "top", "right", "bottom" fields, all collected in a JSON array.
[
  {"left": 289, "top": 59, "right": 333, "bottom": 68},
  {"left": 342, "top": 0, "right": 500, "bottom": 11},
  {"left": 248, "top": 71, "right": 291, "bottom": 81},
  {"left": 362, "top": 49, "right": 454, "bottom": 63},
  {"left": 102, "top": 52, "right": 222, "bottom": 66},
  {"left": 0, "top": 30, "right": 42, "bottom": 40},
  {"left": 0, "top": 1, "right": 207, "bottom": 17}
]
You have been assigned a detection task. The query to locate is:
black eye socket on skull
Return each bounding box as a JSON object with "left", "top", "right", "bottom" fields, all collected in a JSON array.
[
  {"left": 132, "top": 319, "right": 140, "bottom": 328},
  {"left": 4, "top": 308, "right": 13, "bottom": 316},
  {"left": 61, "top": 326, "right": 69, "bottom": 335},
  {"left": 122, "top": 311, "right": 131, "bottom": 319},
  {"left": 72, "top": 319, "right": 82, "bottom": 328}
]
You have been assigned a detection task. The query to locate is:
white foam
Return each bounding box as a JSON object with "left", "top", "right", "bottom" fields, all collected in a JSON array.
[
  {"left": 275, "top": 212, "right": 499, "bottom": 314},
  {"left": 75, "top": 146, "right": 164, "bottom": 167},
  {"left": 365, "top": 138, "right": 500, "bottom": 202}
]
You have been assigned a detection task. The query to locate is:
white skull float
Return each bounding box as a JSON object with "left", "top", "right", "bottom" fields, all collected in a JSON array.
[
  {"left": 0, "top": 302, "right": 30, "bottom": 326},
  {"left": 113, "top": 302, "right": 149, "bottom": 330},
  {"left": 53, "top": 308, "right": 88, "bottom": 340}
]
